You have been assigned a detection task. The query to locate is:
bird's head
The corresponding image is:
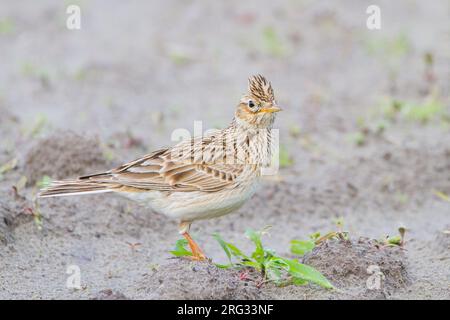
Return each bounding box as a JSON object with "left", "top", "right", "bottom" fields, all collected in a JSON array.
[{"left": 235, "top": 75, "right": 281, "bottom": 129}]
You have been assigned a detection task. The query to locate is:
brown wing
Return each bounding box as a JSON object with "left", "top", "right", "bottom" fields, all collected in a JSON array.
[{"left": 81, "top": 140, "right": 245, "bottom": 193}]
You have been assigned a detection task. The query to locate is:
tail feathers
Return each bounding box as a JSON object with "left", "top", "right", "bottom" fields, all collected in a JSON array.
[{"left": 38, "top": 180, "right": 116, "bottom": 198}]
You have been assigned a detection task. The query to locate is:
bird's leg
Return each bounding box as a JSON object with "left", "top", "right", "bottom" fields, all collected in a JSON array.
[
  {"left": 182, "top": 232, "right": 207, "bottom": 261},
  {"left": 179, "top": 222, "right": 206, "bottom": 261}
]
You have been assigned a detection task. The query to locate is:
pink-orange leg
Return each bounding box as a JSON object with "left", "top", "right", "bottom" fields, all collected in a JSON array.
[{"left": 182, "top": 232, "right": 207, "bottom": 261}]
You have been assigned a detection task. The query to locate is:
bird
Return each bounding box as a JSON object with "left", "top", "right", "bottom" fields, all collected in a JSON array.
[{"left": 39, "top": 75, "right": 282, "bottom": 260}]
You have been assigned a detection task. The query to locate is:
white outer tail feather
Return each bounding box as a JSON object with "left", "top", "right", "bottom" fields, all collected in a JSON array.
[
  {"left": 38, "top": 189, "right": 113, "bottom": 198},
  {"left": 38, "top": 178, "right": 115, "bottom": 198}
]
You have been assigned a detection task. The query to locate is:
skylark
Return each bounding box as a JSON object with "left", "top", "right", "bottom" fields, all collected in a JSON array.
[{"left": 39, "top": 75, "right": 281, "bottom": 260}]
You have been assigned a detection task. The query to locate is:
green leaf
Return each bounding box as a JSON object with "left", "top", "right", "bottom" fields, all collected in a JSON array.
[
  {"left": 213, "top": 233, "right": 232, "bottom": 264},
  {"left": 264, "top": 257, "right": 287, "bottom": 282},
  {"left": 245, "top": 229, "right": 262, "bottom": 247},
  {"left": 240, "top": 260, "right": 262, "bottom": 271},
  {"left": 290, "top": 240, "right": 315, "bottom": 256},
  {"left": 309, "top": 232, "right": 321, "bottom": 240},
  {"left": 245, "top": 229, "right": 265, "bottom": 262},
  {"left": 387, "top": 235, "right": 402, "bottom": 245},
  {"left": 265, "top": 264, "right": 282, "bottom": 283},
  {"left": 169, "top": 238, "right": 192, "bottom": 257},
  {"left": 14, "top": 176, "right": 27, "bottom": 193},
  {"left": 226, "top": 243, "right": 248, "bottom": 259},
  {"left": 209, "top": 229, "right": 332, "bottom": 290},
  {"left": 0, "top": 158, "right": 18, "bottom": 175},
  {"left": 280, "top": 258, "right": 334, "bottom": 289},
  {"left": 279, "top": 145, "right": 294, "bottom": 168},
  {"left": 168, "top": 51, "right": 191, "bottom": 66},
  {"left": 215, "top": 263, "right": 233, "bottom": 269},
  {"left": 292, "top": 278, "right": 308, "bottom": 286},
  {"left": 36, "top": 175, "right": 52, "bottom": 189},
  {"left": 434, "top": 190, "right": 450, "bottom": 202}
]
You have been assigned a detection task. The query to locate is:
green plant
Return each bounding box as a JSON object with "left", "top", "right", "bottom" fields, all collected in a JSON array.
[
  {"left": 24, "top": 200, "right": 43, "bottom": 231},
  {"left": 212, "top": 228, "right": 333, "bottom": 289},
  {"left": 262, "top": 26, "right": 286, "bottom": 58},
  {"left": 288, "top": 125, "right": 301, "bottom": 138},
  {"left": 169, "top": 228, "right": 333, "bottom": 288},
  {"left": 279, "top": 145, "right": 294, "bottom": 168},
  {"left": 347, "top": 131, "right": 366, "bottom": 146},
  {"left": 434, "top": 190, "right": 450, "bottom": 202},
  {"left": 402, "top": 97, "right": 444, "bottom": 122},
  {"left": 36, "top": 175, "right": 52, "bottom": 189},
  {"left": 170, "top": 238, "right": 193, "bottom": 257},
  {"left": 379, "top": 95, "right": 445, "bottom": 124},
  {"left": 21, "top": 62, "right": 50, "bottom": 81},
  {"left": 290, "top": 239, "right": 315, "bottom": 256},
  {"left": 378, "top": 227, "right": 406, "bottom": 247},
  {"left": 0, "top": 18, "right": 14, "bottom": 35},
  {"left": 169, "top": 51, "right": 191, "bottom": 66},
  {"left": 308, "top": 218, "right": 349, "bottom": 245},
  {"left": 14, "top": 176, "right": 27, "bottom": 194},
  {"left": 363, "top": 33, "right": 411, "bottom": 70},
  {"left": 24, "top": 113, "right": 49, "bottom": 138},
  {"left": 0, "top": 158, "right": 18, "bottom": 180},
  {"left": 73, "top": 68, "right": 89, "bottom": 81}
]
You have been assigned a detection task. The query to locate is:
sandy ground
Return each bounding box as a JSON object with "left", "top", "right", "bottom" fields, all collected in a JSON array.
[{"left": 0, "top": 0, "right": 449, "bottom": 299}]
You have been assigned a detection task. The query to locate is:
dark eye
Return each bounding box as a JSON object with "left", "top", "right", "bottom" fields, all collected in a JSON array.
[{"left": 248, "top": 100, "right": 258, "bottom": 111}]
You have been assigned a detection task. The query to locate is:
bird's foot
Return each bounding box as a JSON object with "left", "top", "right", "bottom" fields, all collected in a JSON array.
[{"left": 189, "top": 252, "right": 207, "bottom": 261}]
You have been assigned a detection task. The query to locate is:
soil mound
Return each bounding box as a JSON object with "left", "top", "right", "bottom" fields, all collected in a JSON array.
[
  {"left": 137, "top": 259, "right": 266, "bottom": 299},
  {"left": 302, "top": 238, "right": 409, "bottom": 297},
  {"left": 24, "top": 131, "right": 107, "bottom": 185},
  {"left": 0, "top": 192, "right": 32, "bottom": 245}
]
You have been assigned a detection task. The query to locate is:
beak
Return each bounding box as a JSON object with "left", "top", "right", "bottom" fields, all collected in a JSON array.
[{"left": 259, "top": 105, "right": 282, "bottom": 113}]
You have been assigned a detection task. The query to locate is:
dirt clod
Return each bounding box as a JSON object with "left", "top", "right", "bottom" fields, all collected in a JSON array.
[
  {"left": 432, "top": 227, "right": 450, "bottom": 253},
  {"left": 24, "top": 131, "right": 108, "bottom": 185},
  {"left": 137, "top": 259, "right": 267, "bottom": 299},
  {"left": 302, "top": 238, "right": 409, "bottom": 298},
  {"left": 0, "top": 192, "right": 32, "bottom": 245}
]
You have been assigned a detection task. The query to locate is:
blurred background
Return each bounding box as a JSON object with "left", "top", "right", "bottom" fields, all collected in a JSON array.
[
  {"left": 0, "top": 0, "right": 449, "bottom": 299},
  {"left": 1, "top": 0, "right": 448, "bottom": 155}
]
